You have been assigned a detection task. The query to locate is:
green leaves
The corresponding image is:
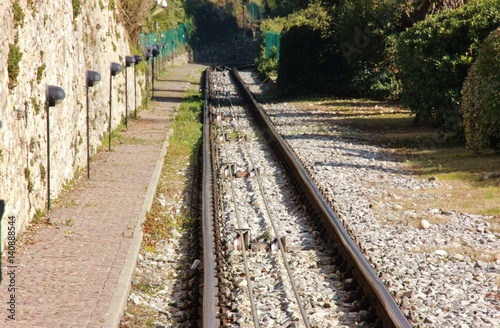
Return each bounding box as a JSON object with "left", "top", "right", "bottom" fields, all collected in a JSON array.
[
  {"left": 461, "top": 28, "right": 500, "bottom": 150},
  {"left": 396, "top": 0, "right": 500, "bottom": 136}
]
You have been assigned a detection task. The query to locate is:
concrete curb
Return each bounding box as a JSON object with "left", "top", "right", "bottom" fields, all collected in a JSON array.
[{"left": 103, "top": 126, "right": 174, "bottom": 327}]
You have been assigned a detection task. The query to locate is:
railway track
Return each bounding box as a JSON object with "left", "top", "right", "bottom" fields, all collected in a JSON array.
[{"left": 200, "top": 67, "right": 412, "bottom": 327}]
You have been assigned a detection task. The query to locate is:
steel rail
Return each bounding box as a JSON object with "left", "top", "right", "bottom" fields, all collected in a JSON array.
[
  {"left": 202, "top": 68, "right": 217, "bottom": 327},
  {"left": 225, "top": 97, "right": 311, "bottom": 327},
  {"left": 232, "top": 68, "right": 412, "bottom": 328}
]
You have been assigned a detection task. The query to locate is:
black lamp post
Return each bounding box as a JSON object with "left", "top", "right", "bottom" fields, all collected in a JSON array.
[
  {"left": 171, "top": 40, "right": 174, "bottom": 67},
  {"left": 151, "top": 47, "right": 160, "bottom": 99},
  {"left": 125, "top": 56, "right": 136, "bottom": 130},
  {"left": 45, "top": 85, "right": 66, "bottom": 220},
  {"left": 109, "top": 62, "right": 123, "bottom": 151},
  {"left": 145, "top": 51, "right": 152, "bottom": 105},
  {"left": 0, "top": 200, "right": 4, "bottom": 221},
  {"left": 86, "top": 70, "right": 101, "bottom": 179},
  {"left": 133, "top": 55, "right": 143, "bottom": 118}
]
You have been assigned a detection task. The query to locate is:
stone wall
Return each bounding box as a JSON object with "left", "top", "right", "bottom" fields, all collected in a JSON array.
[{"left": 0, "top": 0, "right": 147, "bottom": 244}]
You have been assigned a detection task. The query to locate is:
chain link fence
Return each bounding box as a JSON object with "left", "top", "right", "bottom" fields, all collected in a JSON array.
[{"left": 138, "top": 22, "right": 192, "bottom": 57}]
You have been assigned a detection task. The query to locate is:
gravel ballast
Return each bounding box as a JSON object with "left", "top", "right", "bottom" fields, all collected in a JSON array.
[{"left": 239, "top": 70, "right": 499, "bottom": 327}]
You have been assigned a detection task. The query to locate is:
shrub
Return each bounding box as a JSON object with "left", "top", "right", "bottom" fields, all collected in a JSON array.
[
  {"left": 333, "top": 0, "right": 399, "bottom": 99},
  {"left": 255, "top": 19, "right": 283, "bottom": 78},
  {"left": 256, "top": 44, "right": 279, "bottom": 78},
  {"left": 396, "top": 0, "right": 500, "bottom": 135},
  {"left": 277, "top": 23, "right": 345, "bottom": 95},
  {"left": 461, "top": 28, "right": 500, "bottom": 150},
  {"left": 276, "top": 4, "right": 344, "bottom": 95}
]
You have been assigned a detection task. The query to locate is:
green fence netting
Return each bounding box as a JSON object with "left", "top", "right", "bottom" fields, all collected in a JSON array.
[
  {"left": 265, "top": 32, "right": 280, "bottom": 60},
  {"left": 248, "top": 3, "right": 261, "bottom": 21},
  {"left": 138, "top": 22, "right": 192, "bottom": 57}
]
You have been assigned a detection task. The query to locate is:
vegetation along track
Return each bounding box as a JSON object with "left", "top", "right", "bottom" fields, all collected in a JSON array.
[{"left": 199, "top": 67, "right": 412, "bottom": 327}]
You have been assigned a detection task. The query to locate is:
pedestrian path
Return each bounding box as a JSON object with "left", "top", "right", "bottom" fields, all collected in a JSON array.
[{"left": 0, "top": 63, "right": 206, "bottom": 327}]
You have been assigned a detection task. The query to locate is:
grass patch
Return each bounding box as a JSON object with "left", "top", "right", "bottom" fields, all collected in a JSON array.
[
  {"left": 142, "top": 88, "right": 202, "bottom": 251},
  {"left": 100, "top": 121, "right": 126, "bottom": 151},
  {"left": 121, "top": 85, "right": 202, "bottom": 328},
  {"left": 296, "top": 98, "right": 500, "bottom": 217},
  {"left": 120, "top": 303, "right": 157, "bottom": 327}
]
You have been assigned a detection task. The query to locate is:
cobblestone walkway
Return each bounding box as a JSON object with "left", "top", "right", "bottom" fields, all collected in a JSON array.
[{"left": 0, "top": 63, "right": 205, "bottom": 327}]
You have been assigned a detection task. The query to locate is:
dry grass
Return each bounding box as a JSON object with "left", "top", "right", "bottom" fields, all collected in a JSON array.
[
  {"left": 141, "top": 89, "right": 202, "bottom": 250},
  {"left": 296, "top": 98, "right": 500, "bottom": 218},
  {"left": 412, "top": 245, "right": 497, "bottom": 262}
]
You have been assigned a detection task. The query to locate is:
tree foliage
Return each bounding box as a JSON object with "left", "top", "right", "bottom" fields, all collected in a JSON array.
[
  {"left": 276, "top": 3, "right": 345, "bottom": 95},
  {"left": 461, "top": 28, "right": 500, "bottom": 150},
  {"left": 395, "top": 0, "right": 500, "bottom": 137},
  {"left": 117, "top": 0, "right": 187, "bottom": 42},
  {"left": 186, "top": 0, "right": 239, "bottom": 43}
]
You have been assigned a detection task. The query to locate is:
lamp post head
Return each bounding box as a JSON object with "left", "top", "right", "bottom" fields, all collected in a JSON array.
[
  {"left": 46, "top": 85, "right": 66, "bottom": 107},
  {"left": 110, "top": 62, "right": 123, "bottom": 76},
  {"left": 86, "top": 70, "right": 101, "bottom": 87},
  {"left": 134, "top": 55, "right": 143, "bottom": 64},
  {"left": 152, "top": 48, "right": 160, "bottom": 57},
  {"left": 125, "top": 55, "right": 136, "bottom": 68},
  {"left": 145, "top": 52, "right": 152, "bottom": 61}
]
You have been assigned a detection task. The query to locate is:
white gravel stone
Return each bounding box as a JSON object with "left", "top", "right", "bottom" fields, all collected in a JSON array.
[
  {"left": 434, "top": 249, "right": 448, "bottom": 257},
  {"left": 420, "top": 219, "right": 431, "bottom": 229}
]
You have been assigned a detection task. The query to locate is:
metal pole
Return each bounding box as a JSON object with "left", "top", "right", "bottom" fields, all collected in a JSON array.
[
  {"left": 134, "top": 67, "right": 137, "bottom": 118},
  {"left": 86, "top": 85, "right": 90, "bottom": 179},
  {"left": 46, "top": 103, "right": 51, "bottom": 220},
  {"left": 152, "top": 57, "right": 155, "bottom": 100},
  {"left": 146, "top": 61, "right": 149, "bottom": 108},
  {"left": 109, "top": 74, "right": 112, "bottom": 151},
  {"left": 125, "top": 67, "right": 128, "bottom": 130}
]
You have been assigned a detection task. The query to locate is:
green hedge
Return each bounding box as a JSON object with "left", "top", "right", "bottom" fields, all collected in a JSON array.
[
  {"left": 275, "top": 4, "right": 344, "bottom": 95},
  {"left": 396, "top": 0, "right": 500, "bottom": 135},
  {"left": 333, "top": 0, "right": 399, "bottom": 100},
  {"left": 461, "top": 28, "right": 500, "bottom": 150},
  {"left": 277, "top": 23, "right": 344, "bottom": 95}
]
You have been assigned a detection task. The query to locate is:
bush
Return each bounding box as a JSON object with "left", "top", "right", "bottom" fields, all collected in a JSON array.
[
  {"left": 396, "top": 0, "right": 500, "bottom": 134},
  {"left": 277, "top": 23, "right": 344, "bottom": 95},
  {"left": 255, "top": 18, "right": 283, "bottom": 78},
  {"left": 461, "top": 28, "right": 500, "bottom": 150},
  {"left": 276, "top": 3, "right": 344, "bottom": 95},
  {"left": 333, "top": 0, "right": 399, "bottom": 99},
  {"left": 256, "top": 44, "right": 279, "bottom": 78}
]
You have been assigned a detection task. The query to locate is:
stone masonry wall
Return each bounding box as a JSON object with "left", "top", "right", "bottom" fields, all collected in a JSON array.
[{"left": 0, "top": 0, "right": 146, "bottom": 245}]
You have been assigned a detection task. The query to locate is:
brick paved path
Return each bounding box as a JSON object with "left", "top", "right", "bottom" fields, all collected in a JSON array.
[{"left": 0, "top": 63, "right": 205, "bottom": 327}]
